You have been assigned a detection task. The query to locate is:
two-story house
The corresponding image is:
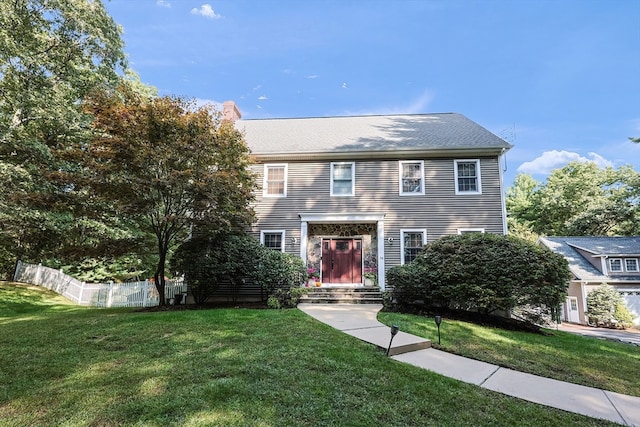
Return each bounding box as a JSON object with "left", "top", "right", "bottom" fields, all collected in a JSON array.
[
  {"left": 539, "top": 236, "right": 640, "bottom": 326},
  {"left": 226, "top": 101, "right": 512, "bottom": 290}
]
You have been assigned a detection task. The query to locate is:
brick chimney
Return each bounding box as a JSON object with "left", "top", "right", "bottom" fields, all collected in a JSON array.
[{"left": 222, "top": 100, "right": 242, "bottom": 122}]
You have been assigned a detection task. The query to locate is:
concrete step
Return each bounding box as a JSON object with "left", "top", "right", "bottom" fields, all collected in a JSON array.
[{"left": 300, "top": 286, "right": 383, "bottom": 305}]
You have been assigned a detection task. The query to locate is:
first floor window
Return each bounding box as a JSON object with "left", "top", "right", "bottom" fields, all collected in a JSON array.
[
  {"left": 260, "top": 230, "right": 285, "bottom": 252},
  {"left": 609, "top": 258, "right": 623, "bottom": 272},
  {"left": 454, "top": 159, "right": 481, "bottom": 194},
  {"left": 625, "top": 259, "right": 639, "bottom": 272},
  {"left": 401, "top": 229, "right": 427, "bottom": 264}
]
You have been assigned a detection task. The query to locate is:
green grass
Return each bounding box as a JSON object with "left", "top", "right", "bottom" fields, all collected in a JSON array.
[
  {"left": 0, "top": 282, "right": 621, "bottom": 426},
  {"left": 378, "top": 311, "right": 640, "bottom": 397}
]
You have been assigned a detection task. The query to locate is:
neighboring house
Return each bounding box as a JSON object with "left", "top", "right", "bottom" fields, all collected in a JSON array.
[
  {"left": 539, "top": 236, "right": 640, "bottom": 326},
  {"left": 225, "top": 101, "right": 512, "bottom": 290}
]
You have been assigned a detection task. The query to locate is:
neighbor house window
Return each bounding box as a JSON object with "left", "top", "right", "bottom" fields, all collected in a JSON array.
[
  {"left": 609, "top": 258, "right": 623, "bottom": 272},
  {"left": 260, "top": 230, "right": 285, "bottom": 252},
  {"left": 457, "top": 228, "right": 485, "bottom": 234},
  {"left": 263, "top": 164, "right": 287, "bottom": 197},
  {"left": 399, "top": 161, "right": 425, "bottom": 195},
  {"left": 401, "top": 229, "right": 427, "bottom": 264},
  {"left": 625, "top": 259, "right": 639, "bottom": 272},
  {"left": 454, "top": 159, "right": 482, "bottom": 194},
  {"left": 331, "top": 162, "right": 355, "bottom": 196}
]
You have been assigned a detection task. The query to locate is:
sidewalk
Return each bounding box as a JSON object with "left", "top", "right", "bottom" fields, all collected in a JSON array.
[{"left": 298, "top": 304, "right": 640, "bottom": 427}]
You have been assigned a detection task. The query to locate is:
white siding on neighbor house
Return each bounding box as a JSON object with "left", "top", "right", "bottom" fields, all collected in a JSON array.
[{"left": 250, "top": 156, "right": 506, "bottom": 271}]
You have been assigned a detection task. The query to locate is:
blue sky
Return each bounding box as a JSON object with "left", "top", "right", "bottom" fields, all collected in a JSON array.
[{"left": 103, "top": 0, "right": 640, "bottom": 188}]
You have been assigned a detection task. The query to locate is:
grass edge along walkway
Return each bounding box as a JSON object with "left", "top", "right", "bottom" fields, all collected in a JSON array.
[{"left": 377, "top": 311, "right": 640, "bottom": 398}]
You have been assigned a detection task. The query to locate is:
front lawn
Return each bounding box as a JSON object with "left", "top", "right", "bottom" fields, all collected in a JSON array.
[
  {"left": 378, "top": 311, "right": 640, "bottom": 397},
  {"left": 0, "top": 282, "right": 620, "bottom": 426}
]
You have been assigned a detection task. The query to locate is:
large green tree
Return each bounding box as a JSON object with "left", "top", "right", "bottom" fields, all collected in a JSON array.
[
  {"left": 507, "top": 162, "right": 640, "bottom": 237},
  {"left": 0, "top": 0, "right": 126, "bottom": 277},
  {"left": 79, "top": 85, "right": 256, "bottom": 305}
]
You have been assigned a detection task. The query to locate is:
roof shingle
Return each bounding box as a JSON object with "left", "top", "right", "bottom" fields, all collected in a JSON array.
[{"left": 237, "top": 113, "right": 512, "bottom": 156}]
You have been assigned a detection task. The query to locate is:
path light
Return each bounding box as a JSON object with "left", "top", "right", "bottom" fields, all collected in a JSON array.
[
  {"left": 434, "top": 315, "right": 442, "bottom": 345},
  {"left": 386, "top": 325, "right": 399, "bottom": 356}
]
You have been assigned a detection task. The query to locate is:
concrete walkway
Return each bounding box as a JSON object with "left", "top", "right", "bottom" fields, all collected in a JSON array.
[{"left": 298, "top": 304, "right": 640, "bottom": 427}]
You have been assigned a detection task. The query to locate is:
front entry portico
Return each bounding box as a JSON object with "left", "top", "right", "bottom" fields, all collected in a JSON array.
[{"left": 299, "top": 213, "right": 386, "bottom": 290}]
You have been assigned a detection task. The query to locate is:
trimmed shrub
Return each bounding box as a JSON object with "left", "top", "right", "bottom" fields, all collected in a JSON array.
[
  {"left": 267, "top": 287, "right": 308, "bottom": 309},
  {"left": 255, "top": 248, "right": 306, "bottom": 295},
  {"left": 387, "top": 233, "right": 571, "bottom": 321},
  {"left": 586, "top": 283, "right": 633, "bottom": 329},
  {"left": 172, "top": 232, "right": 306, "bottom": 305},
  {"left": 171, "top": 233, "right": 263, "bottom": 304}
]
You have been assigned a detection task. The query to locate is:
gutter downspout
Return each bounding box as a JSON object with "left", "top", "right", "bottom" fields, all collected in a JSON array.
[{"left": 499, "top": 148, "right": 509, "bottom": 235}]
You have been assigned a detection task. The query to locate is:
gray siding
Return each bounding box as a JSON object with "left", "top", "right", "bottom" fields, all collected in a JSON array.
[{"left": 250, "top": 156, "right": 506, "bottom": 269}]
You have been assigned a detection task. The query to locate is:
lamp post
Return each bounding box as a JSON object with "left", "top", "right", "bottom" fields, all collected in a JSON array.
[
  {"left": 434, "top": 315, "right": 442, "bottom": 345},
  {"left": 386, "top": 324, "right": 399, "bottom": 356}
]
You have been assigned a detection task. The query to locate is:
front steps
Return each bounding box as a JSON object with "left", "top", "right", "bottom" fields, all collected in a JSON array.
[{"left": 299, "top": 286, "right": 383, "bottom": 304}]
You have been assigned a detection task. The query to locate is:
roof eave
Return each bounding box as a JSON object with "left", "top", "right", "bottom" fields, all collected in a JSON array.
[{"left": 250, "top": 146, "right": 510, "bottom": 162}]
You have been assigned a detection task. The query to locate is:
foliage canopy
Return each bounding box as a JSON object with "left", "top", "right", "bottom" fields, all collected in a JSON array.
[
  {"left": 506, "top": 162, "right": 640, "bottom": 238},
  {"left": 77, "top": 86, "right": 256, "bottom": 304}
]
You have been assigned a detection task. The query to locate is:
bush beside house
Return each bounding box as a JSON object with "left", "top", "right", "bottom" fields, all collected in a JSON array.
[
  {"left": 387, "top": 234, "right": 571, "bottom": 325},
  {"left": 586, "top": 283, "right": 634, "bottom": 329},
  {"left": 171, "top": 233, "right": 306, "bottom": 306}
]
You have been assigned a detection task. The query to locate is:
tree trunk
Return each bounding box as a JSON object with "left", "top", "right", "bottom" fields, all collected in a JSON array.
[{"left": 155, "top": 250, "right": 167, "bottom": 306}]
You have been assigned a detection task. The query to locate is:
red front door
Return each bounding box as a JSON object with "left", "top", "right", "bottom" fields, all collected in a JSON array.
[{"left": 321, "top": 238, "right": 362, "bottom": 284}]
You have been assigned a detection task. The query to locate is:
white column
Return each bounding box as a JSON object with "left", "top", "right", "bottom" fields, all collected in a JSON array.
[
  {"left": 377, "top": 219, "right": 385, "bottom": 290},
  {"left": 300, "top": 221, "right": 308, "bottom": 264}
]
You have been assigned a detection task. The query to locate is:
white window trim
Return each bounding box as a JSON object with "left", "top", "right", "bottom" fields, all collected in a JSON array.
[
  {"left": 400, "top": 228, "right": 427, "bottom": 265},
  {"left": 609, "top": 258, "right": 623, "bottom": 272},
  {"left": 330, "top": 161, "right": 355, "bottom": 197},
  {"left": 454, "top": 159, "right": 482, "bottom": 195},
  {"left": 457, "top": 228, "right": 485, "bottom": 234},
  {"left": 260, "top": 230, "right": 286, "bottom": 252},
  {"left": 398, "top": 160, "right": 425, "bottom": 196},
  {"left": 263, "top": 164, "right": 288, "bottom": 198},
  {"left": 625, "top": 258, "right": 639, "bottom": 272}
]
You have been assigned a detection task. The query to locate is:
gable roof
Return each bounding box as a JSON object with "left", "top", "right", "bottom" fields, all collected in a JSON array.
[
  {"left": 236, "top": 113, "right": 512, "bottom": 160},
  {"left": 539, "top": 236, "right": 640, "bottom": 282}
]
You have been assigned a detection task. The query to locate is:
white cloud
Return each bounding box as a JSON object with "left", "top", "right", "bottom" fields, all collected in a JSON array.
[
  {"left": 257, "top": 95, "right": 268, "bottom": 100},
  {"left": 157, "top": 0, "right": 171, "bottom": 7},
  {"left": 341, "top": 82, "right": 348, "bottom": 89},
  {"left": 306, "top": 74, "right": 319, "bottom": 79},
  {"left": 517, "top": 150, "right": 613, "bottom": 175},
  {"left": 190, "top": 4, "right": 221, "bottom": 19}
]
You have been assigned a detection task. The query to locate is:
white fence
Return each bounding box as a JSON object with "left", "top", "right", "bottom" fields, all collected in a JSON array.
[{"left": 13, "top": 261, "right": 186, "bottom": 308}]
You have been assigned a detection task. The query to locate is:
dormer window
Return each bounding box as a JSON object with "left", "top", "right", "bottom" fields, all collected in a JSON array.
[
  {"left": 609, "top": 258, "right": 623, "bottom": 272},
  {"left": 625, "top": 259, "right": 639, "bottom": 272}
]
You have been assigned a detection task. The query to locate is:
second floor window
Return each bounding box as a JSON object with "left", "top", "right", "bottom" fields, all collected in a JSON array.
[
  {"left": 401, "top": 229, "right": 427, "bottom": 264},
  {"left": 454, "top": 159, "right": 482, "bottom": 195},
  {"left": 399, "top": 161, "right": 425, "bottom": 195},
  {"left": 264, "top": 164, "right": 287, "bottom": 197},
  {"left": 331, "top": 162, "right": 355, "bottom": 196}
]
